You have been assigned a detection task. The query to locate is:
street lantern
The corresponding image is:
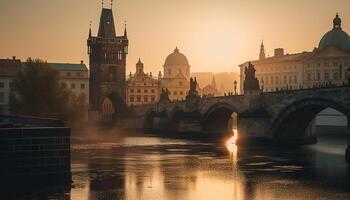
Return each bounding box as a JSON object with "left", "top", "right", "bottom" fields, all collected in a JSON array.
[{"left": 234, "top": 80, "right": 237, "bottom": 95}]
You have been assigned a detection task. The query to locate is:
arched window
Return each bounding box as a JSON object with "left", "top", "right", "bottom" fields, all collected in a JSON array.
[{"left": 101, "top": 98, "right": 114, "bottom": 121}]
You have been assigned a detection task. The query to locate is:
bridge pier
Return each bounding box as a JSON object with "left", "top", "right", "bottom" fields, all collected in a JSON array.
[{"left": 237, "top": 112, "right": 271, "bottom": 142}]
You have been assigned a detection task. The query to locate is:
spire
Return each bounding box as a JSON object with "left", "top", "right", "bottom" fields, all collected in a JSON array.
[
  {"left": 136, "top": 58, "right": 144, "bottom": 74},
  {"left": 211, "top": 76, "right": 217, "bottom": 88},
  {"left": 174, "top": 46, "right": 179, "bottom": 53},
  {"left": 89, "top": 21, "right": 92, "bottom": 38},
  {"left": 333, "top": 12, "right": 342, "bottom": 29},
  {"left": 259, "top": 40, "right": 266, "bottom": 60},
  {"left": 124, "top": 21, "right": 128, "bottom": 38},
  {"left": 97, "top": 6, "right": 116, "bottom": 38}
]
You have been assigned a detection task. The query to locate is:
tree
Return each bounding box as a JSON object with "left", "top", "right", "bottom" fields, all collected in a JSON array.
[{"left": 10, "top": 58, "right": 87, "bottom": 125}]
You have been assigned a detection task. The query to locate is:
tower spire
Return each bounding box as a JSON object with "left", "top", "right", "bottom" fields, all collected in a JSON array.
[
  {"left": 89, "top": 21, "right": 92, "bottom": 38},
  {"left": 124, "top": 21, "right": 128, "bottom": 38},
  {"left": 259, "top": 40, "right": 266, "bottom": 60}
]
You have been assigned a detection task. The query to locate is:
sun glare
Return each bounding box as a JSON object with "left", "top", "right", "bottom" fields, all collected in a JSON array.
[{"left": 226, "top": 129, "right": 238, "bottom": 152}]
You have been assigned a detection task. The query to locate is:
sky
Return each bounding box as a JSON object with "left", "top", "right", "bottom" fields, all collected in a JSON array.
[{"left": 0, "top": 0, "right": 350, "bottom": 74}]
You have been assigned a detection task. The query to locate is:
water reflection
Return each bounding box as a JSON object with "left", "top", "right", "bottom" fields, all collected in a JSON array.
[
  {"left": 226, "top": 129, "right": 238, "bottom": 165},
  {"left": 8, "top": 135, "right": 350, "bottom": 200}
]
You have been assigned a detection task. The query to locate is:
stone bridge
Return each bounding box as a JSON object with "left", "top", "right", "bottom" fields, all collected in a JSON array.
[
  {"left": 125, "top": 62, "right": 350, "bottom": 163},
  {"left": 130, "top": 86, "right": 350, "bottom": 139},
  {"left": 126, "top": 86, "right": 350, "bottom": 163}
]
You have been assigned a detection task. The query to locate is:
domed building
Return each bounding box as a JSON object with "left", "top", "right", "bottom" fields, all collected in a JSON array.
[
  {"left": 318, "top": 13, "right": 350, "bottom": 52},
  {"left": 163, "top": 47, "right": 191, "bottom": 80},
  {"left": 239, "top": 13, "right": 350, "bottom": 127},
  {"left": 239, "top": 13, "right": 350, "bottom": 94},
  {"left": 160, "top": 47, "right": 191, "bottom": 100}
]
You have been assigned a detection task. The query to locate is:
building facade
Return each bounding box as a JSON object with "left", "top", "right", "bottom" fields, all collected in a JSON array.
[
  {"left": 0, "top": 57, "right": 22, "bottom": 114},
  {"left": 239, "top": 13, "right": 350, "bottom": 127},
  {"left": 160, "top": 47, "right": 191, "bottom": 101},
  {"left": 51, "top": 62, "right": 89, "bottom": 103},
  {"left": 126, "top": 59, "right": 160, "bottom": 106},
  {"left": 0, "top": 58, "right": 89, "bottom": 119},
  {"left": 87, "top": 6, "right": 128, "bottom": 121},
  {"left": 239, "top": 14, "right": 350, "bottom": 93}
]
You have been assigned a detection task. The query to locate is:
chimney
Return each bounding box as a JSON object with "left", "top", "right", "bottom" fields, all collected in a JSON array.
[
  {"left": 274, "top": 48, "right": 284, "bottom": 57},
  {"left": 12, "top": 56, "right": 16, "bottom": 60},
  {"left": 80, "top": 60, "right": 84, "bottom": 64}
]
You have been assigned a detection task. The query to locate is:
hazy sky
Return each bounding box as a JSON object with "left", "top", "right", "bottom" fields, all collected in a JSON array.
[{"left": 0, "top": 0, "right": 350, "bottom": 74}]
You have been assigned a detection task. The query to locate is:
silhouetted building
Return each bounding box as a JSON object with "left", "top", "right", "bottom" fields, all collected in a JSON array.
[
  {"left": 88, "top": 6, "right": 128, "bottom": 121},
  {"left": 202, "top": 77, "right": 222, "bottom": 96},
  {"left": 126, "top": 59, "right": 160, "bottom": 106}
]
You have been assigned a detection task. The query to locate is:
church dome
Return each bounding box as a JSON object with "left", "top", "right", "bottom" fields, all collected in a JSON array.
[
  {"left": 318, "top": 13, "right": 350, "bottom": 52},
  {"left": 164, "top": 47, "right": 189, "bottom": 66}
]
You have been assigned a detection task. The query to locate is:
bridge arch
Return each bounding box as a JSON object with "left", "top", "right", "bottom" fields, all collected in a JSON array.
[
  {"left": 168, "top": 107, "right": 185, "bottom": 132},
  {"left": 271, "top": 98, "right": 350, "bottom": 141},
  {"left": 202, "top": 103, "right": 239, "bottom": 135},
  {"left": 144, "top": 108, "right": 156, "bottom": 130},
  {"left": 100, "top": 92, "right": 126, "bottom": 121}
]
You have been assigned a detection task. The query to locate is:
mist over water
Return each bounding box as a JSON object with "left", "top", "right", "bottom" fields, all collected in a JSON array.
[{"left": 10, "top": 131, "right": 350, "bottom": 200}]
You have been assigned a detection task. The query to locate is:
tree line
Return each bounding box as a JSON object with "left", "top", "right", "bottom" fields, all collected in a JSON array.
[{"left": 10, "top": 58, "right": 87, "bottom": 126}]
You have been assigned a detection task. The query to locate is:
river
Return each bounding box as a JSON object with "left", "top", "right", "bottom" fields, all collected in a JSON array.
[{"left": 10, "top": 133, "right": 350, "bottom": 200}]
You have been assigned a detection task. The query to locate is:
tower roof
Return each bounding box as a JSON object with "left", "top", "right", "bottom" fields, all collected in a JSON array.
[{"left": 97, "top": 8, "right": 116, "bottom": 38}]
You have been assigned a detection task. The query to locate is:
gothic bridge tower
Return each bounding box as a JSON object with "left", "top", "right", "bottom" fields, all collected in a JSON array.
[{"left": 88, "top": 4, "right": 129, "bottom": 120}]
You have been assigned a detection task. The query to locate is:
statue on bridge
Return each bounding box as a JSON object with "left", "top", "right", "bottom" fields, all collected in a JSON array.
[
  {"left": 186, "top": 77, "right": 201, "bottom": 110},
  {"left": 159, "top": 88, "right": 170, "bottom": 102},
  {"left": 188, "top": 77, "right": 199, "bottom": 97},
  {"left": 244, "top": 62, "right": 261, "bottom": 93}
]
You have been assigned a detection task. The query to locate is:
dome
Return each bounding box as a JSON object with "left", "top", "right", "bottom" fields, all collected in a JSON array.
[
  {"left": 318, "top": 14, "right": 350, "bottom": 52},
  {"left": 164, "top": 47, "right": 189, "bottom": 66}
]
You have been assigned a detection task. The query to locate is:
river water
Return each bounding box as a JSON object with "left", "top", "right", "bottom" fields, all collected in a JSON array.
[{"left": 12, "top": 133, "right": 350, "bottom": 200}]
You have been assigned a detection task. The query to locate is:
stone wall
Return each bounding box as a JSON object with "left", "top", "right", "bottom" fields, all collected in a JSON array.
[{"left": 0, "top": 127, "right": 71, "bottom": 188}]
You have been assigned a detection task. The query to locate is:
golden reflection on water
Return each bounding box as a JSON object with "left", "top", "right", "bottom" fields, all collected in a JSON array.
[{"left": 226, "top": 129, "right": 238, "bottom": 165}]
